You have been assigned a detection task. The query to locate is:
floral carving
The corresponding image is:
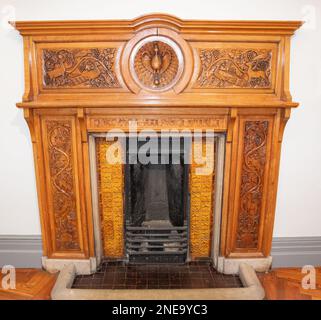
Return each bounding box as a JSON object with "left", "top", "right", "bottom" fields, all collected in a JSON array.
[
  {"left": 236, "top": 121, "right": 269, "bottom": 248},
  {"left": 43, "top": 48, "right": 120, "bottom": 88},
  {"left": 46, "top": 120, "right": 80, "bottom": 250},
  {"left": 196, "top": 49, "right": 272, "bottom": 88},
  {"left": 133, "top": 41, "right": 180, "bottom": 90}
]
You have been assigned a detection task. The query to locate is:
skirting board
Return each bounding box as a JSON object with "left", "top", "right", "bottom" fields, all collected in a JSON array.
[
  {"left": 0, "top": 235, "right": 42, "bottom": 268},
  {"left": 271, "top": 237, "right": 321, "bottom": 268},
  {"left": 0, "top": 235, "right": 320, "bottom": 269}
]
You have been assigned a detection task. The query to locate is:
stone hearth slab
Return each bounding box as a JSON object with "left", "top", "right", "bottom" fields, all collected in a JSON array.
[{"left": 51, "top": 263, "right": 265, "bottom": 300}]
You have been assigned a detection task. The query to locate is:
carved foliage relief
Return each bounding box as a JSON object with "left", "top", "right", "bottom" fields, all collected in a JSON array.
[
  {"left": 133, "top": 41, "right": 180, "bottom": 90},
  {"left": 236, "top": 121, "right": 269, "bottom": 249},
  {"left": 46, "top": 120, "right": 80, "bottom": 251},
  {"left": 42, "top": 48, "right": 120, "bottom": 88},
  {"left": 196, "top": 48, "right": 272, "bottom": 88}
]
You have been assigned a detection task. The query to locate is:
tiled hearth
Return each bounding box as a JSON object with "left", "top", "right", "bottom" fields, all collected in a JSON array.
[{"left": 72, "top": 261, "right": 242, "bottom": 290}]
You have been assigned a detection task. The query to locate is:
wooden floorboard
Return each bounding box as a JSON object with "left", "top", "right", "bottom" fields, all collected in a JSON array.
[
  {"left": 0, "top": 268, "right": 57, "bottom": 300},
  {"left": 258, "top": 267, "right": 321, "bottom": 300},
  {"left": 0, "top": 267, "right": 320, "bottom": 300}
]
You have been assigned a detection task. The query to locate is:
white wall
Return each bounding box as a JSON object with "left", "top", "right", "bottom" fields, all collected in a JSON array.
[{"left": 0, "top": 0, "right": 320, "bottom": 237}]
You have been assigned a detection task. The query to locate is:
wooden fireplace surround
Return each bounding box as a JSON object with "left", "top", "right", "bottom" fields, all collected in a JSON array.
[{"left": 12, "top": 14, "right": 302, "bottom": 274}]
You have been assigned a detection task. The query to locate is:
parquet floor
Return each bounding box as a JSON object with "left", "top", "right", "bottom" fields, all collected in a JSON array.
[
  {"left": 0, "top": 266, "right": 320, "bottom": 300},
  {"left": 0, "top": 268, "right": 57, "bottom": 300}
]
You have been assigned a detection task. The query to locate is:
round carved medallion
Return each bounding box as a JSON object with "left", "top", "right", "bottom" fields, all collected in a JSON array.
[{"left": 131, "top": 37, "right": 183, "bottom": 91}]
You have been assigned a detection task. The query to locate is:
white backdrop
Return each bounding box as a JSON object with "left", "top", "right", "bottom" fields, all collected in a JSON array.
[{"left": 0, "top": 0, "right": 320, "bottom": 237}]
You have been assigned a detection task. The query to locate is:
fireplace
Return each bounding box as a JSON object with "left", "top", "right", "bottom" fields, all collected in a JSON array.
[{"left": 12, "top": 14, "right": 302, "bottom": 276}]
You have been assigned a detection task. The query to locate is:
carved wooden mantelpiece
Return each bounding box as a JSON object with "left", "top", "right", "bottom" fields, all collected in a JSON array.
[{"left": 12, "top": 14, "right": 301, "bottom": 273}]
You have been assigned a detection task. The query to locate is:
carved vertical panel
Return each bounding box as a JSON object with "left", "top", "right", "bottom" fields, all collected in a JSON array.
[
  {"left": 42, "top": 118, "right": 82, "bottom": 253},
  {"left": 96, "top": 138, "right": 124, "bottom": 258},
  {"left": 189, "top": 139, "right": 215, "bottom": 258},
  {"left": 236, "top": 120, "right": 269, "bottom": 249}
]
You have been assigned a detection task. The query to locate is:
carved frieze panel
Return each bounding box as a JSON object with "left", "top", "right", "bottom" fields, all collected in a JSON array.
[
  {"left": 87, "top": 115, "right": 227, "bottom": 131},
  {"left": 195, "top": 48, "right": 272, "bottom": 89},
  {"left": 236, "top": 120, "right": 269, "bottom": 249},
  {"left": 42, "top": 48, "right": 120, "bottom": 88},
  {"left": 43, "top": 119, "right": 81, "bottom": 251}
]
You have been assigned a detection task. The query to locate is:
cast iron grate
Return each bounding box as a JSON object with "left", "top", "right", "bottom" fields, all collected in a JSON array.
[{"left": 125, "top": 224, "right": 188, "bottom": 263}]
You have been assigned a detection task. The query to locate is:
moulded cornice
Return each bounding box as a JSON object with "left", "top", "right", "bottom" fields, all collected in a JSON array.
[{"left": 10, "top": 13, "right": 303, "bottom": 36}]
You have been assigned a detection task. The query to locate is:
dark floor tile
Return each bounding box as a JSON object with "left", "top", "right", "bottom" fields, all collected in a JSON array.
[
  {"left": 113, "top": 284, "right": 126, "bottom": 289},
  {"left": 124, "top": 284, "right": 136, "bottom": 289},
  {"left": 169, "top": 279, "right": 182, "bottom": 286},
  {"left": 100, "top": 284, "right": 113, "bottom": 289},
  {"left": 147, "top": 272, "right": 158, "bottom": 279},
  {"left": 136, "top": 273, "right": 148, "bottom": 281},
  {"left": 135, "top": 277, "right": 148, "bottom": 284},
  {"left": 114, "top": 273, "right": 126, "bottom": 281},
  {"left": 169, "top": 272, "right": 179, "bottom": 279},
  {"left": 181, "top": 279, "right": 192, "bottom": 288},
  {"left": 126, "top": 271, "right": 137, "bottom": 278},
  {"left": 148, "top": 284, "right": 159, "bottom": 289},
  {"left": 127, "top": 265, "right": 139, "bottom": 272},
  {"left": 136, "top": 284, "right": 147, "bottom": 289},
  {"left": 73, "top": 283, "right": 90, "bottom": 289},
  {"left": 203, "top": 278, "right": 215, "bottom": 287},
  {"left": 158, "top": 285, "right": 170, "bottom": 289},
  {"left": 190, "top": 278, "right": 205, "bottom": 288},
  {"left": 101, "top": 281, "right": 114, "bottom": 288},
  {"left": 92, "top": 273, "right": 104, "bottom": 280},
  {"left": 158, "top": 273, "right": 169, "bottom": 280},
  {"left": 71, "top": 262, "right": 243, "bottom": 290},
  {"left": 169, "top": 284, "right": 182, "bottom": 289},
  {"left": 158, "top": 266, "right": 169, "bottom": 273},
  {"left": 189, "top": 273, "right": 204, "bottom": 279},
  {"left": 147, "top": 265, "right": 159, "bottom": 271},
  {"left": 125, "top": 278, "right": 137, "bottom": 286},
  {"left": 104, "top": 261, "right": 124, "bottom": 266},
  {"left": 147, "top": 279, "right": 159, "bottom": 286}
]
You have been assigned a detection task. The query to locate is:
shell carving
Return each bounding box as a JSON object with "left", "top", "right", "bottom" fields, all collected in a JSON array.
[{"left": 133, "top": 41, "right": 179, "bottom": 90}]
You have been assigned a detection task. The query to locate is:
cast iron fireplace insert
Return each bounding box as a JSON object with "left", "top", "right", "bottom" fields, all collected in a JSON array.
[{"left": 124, "top": 137, "right": 190, "bottom": 264}]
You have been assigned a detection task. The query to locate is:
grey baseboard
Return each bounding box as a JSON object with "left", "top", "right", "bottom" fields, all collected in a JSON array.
[
  {"left": 0, "top": 235, "right": 42, "bottom": 268},
  {"left": 271, "top": 237, "right": 321, "bottom": 268},
  {"left": 0, "top": 235, "right": 320, "bottom": 268}
]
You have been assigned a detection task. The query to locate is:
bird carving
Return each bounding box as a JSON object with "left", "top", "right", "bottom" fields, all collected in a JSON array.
[{"left": 136, "top": 41, "right": 175, "bottom": 88}]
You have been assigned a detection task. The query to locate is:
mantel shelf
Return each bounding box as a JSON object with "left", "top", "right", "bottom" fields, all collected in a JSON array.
[{"left": 17, "top": 100, "right": 299, "bottom": 109}]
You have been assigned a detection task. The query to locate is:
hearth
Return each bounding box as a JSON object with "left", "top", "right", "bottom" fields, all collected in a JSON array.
[
  {"left": 72, "top": 261, "right": 243, "bottom": 290},
  {"left": 12, "top": 14, "right": 302, "bottom": 277}
]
